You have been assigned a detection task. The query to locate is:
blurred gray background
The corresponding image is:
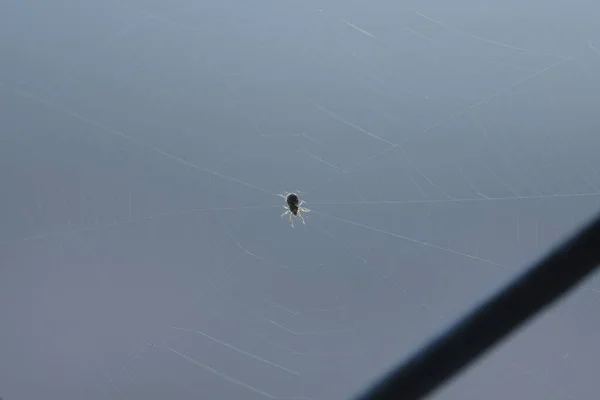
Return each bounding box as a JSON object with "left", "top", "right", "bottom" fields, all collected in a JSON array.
[{"left": 2, "top": 0, "right": 600, "bottom": 399}]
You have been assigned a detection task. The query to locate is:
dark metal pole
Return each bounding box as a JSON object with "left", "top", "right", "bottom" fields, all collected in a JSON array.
[{"left": 356, "top": 211, "right": 600, "bottom": 400}]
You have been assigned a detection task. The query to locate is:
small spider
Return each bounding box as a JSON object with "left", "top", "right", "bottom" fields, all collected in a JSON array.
[{"left": 279, "top": 191, "right": 310, "bottom": 227}]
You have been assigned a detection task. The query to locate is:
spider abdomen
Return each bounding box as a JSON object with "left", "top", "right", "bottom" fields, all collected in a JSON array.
[{"left": 285, "top": 193, "right": 300, "bottom": 209}]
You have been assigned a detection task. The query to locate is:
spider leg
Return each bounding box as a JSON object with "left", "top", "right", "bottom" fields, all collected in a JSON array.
[
  {"left": 281, "top": 210, "right": 290, "bottom": 217},
  {"left": 289, "top": 213, "right": 294, "bottom": 227},
  {"left": 297, "top": 211, "right": 306, "bottom": 224},
  {"left": 299, "top": 207, "right": 310, "bottom": 213}
]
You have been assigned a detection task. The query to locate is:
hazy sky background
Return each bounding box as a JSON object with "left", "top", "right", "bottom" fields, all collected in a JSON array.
[{"left": 2, "top": 0, "right": 600, "bottom": 399}]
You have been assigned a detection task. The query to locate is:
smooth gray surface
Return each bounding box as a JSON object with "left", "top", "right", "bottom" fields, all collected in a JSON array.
[{"left": 2, "top": 1, "right": 600, "bottom": 399}]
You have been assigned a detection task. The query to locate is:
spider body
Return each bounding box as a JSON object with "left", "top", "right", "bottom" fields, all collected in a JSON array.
[
  {"left": 280, "top": 192, "right": 310, "bottom": 227},
  {"left": 286, "top": 193, "right": 300, "bottom": 214}
]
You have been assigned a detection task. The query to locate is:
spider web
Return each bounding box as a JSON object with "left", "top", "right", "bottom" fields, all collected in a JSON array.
[{"left": 2, "top": 0, "right": 600, "bottom": 399}]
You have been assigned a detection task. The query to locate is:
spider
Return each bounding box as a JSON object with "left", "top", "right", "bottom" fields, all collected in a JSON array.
[{"left": 279, "top": 191, "right": 310, "bottom": 227}]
